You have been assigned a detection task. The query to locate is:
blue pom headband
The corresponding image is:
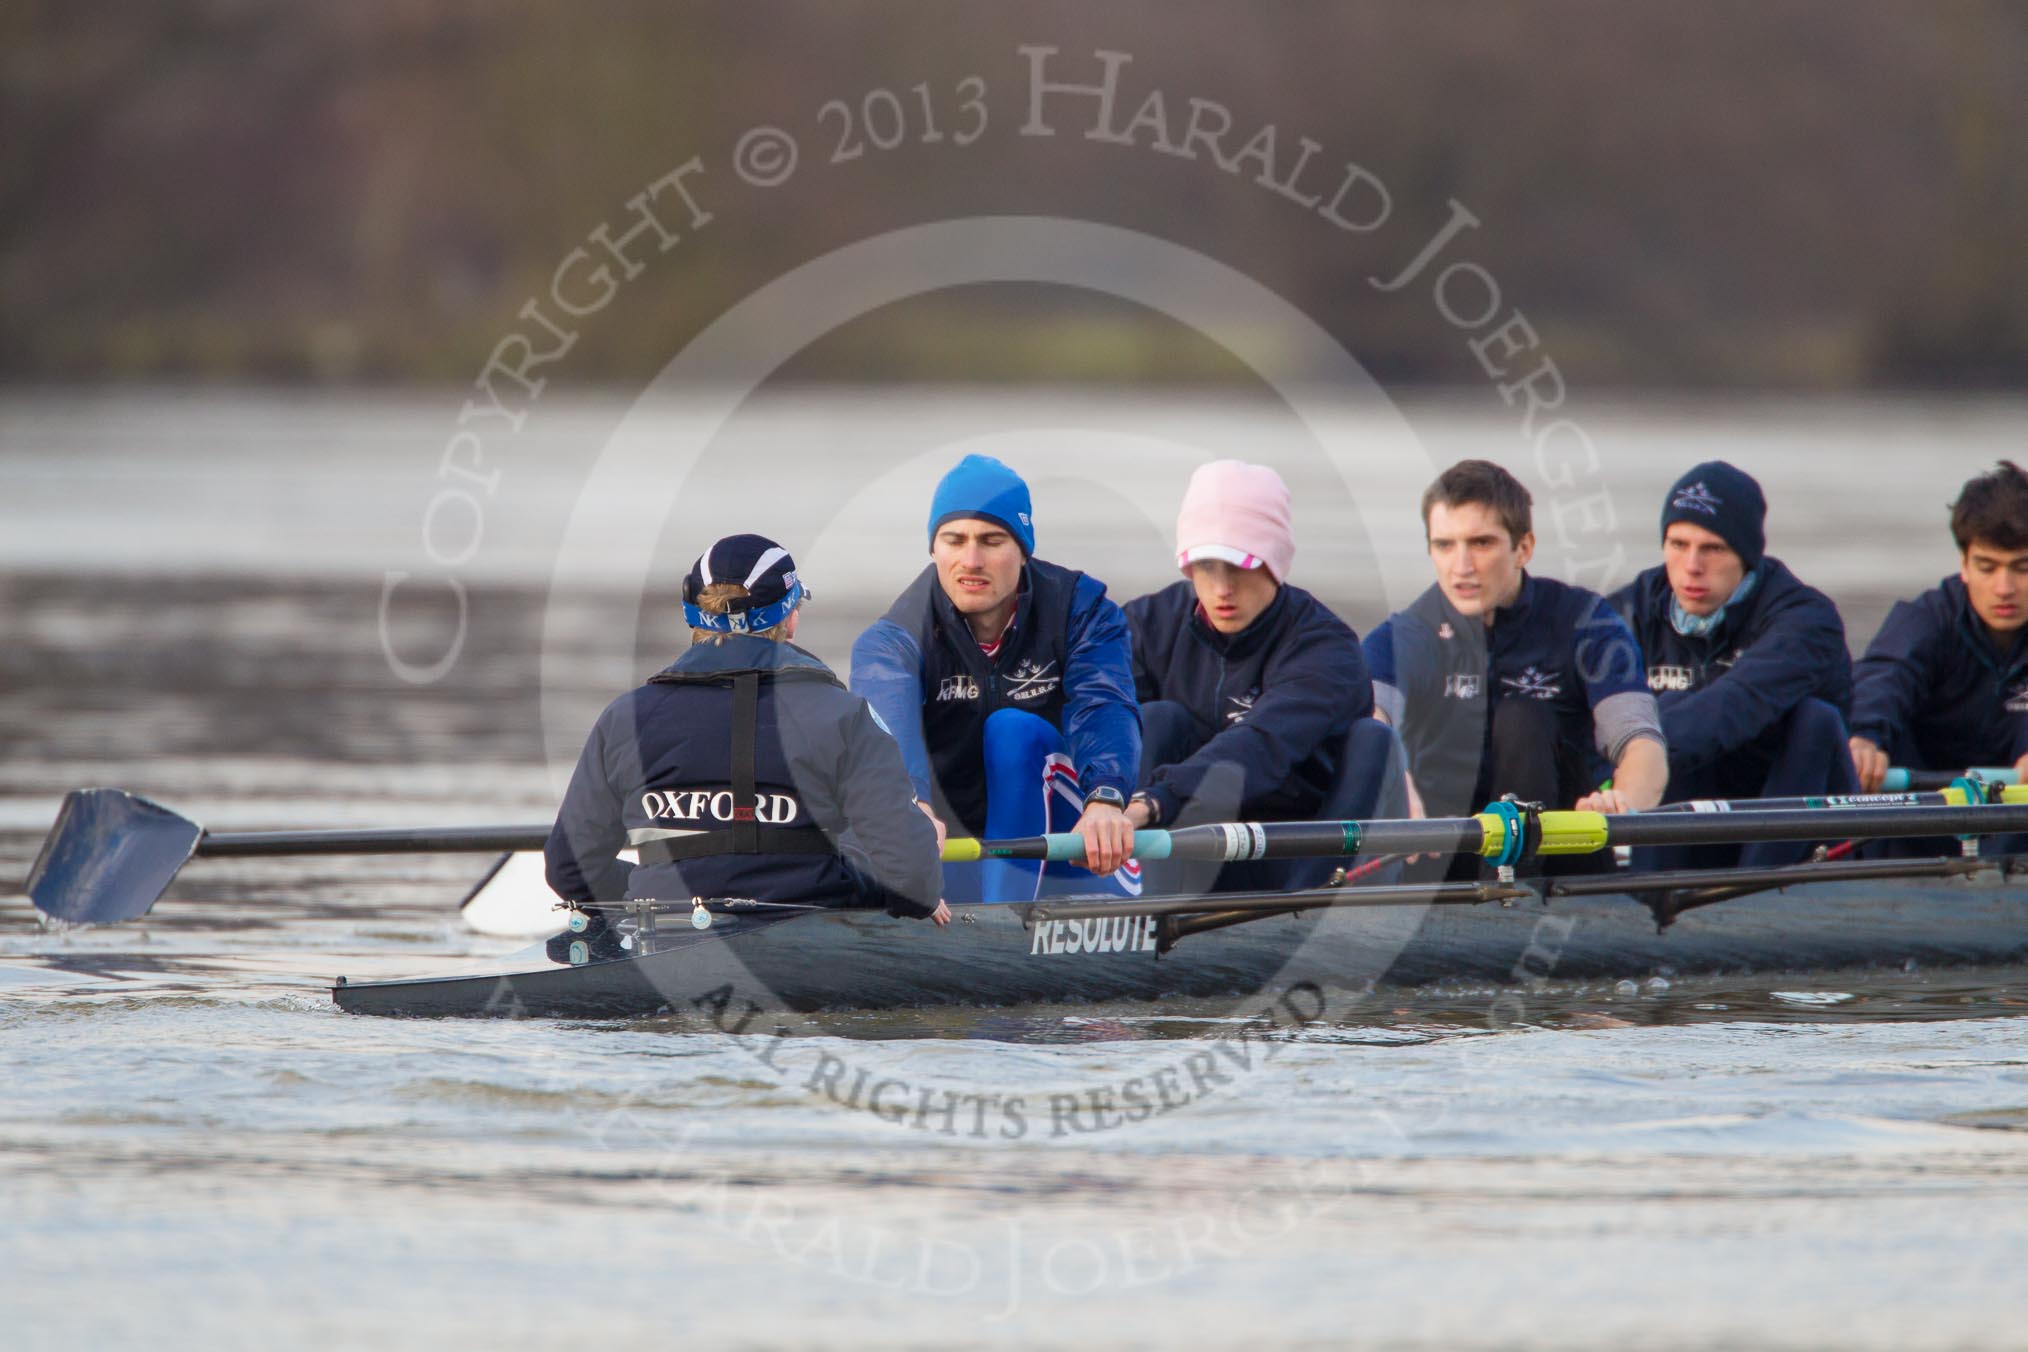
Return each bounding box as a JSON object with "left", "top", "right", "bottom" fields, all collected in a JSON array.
[
  {"left": 682, "top": 534, "right": 809, "bottom": 633},
  {"left": 683, "top": 576, "right": 807, "bottom": 634}
]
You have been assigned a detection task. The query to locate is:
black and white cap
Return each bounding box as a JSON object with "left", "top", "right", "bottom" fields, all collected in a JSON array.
[{"left": 682, "top": 534, "right": 809, "bottom": 634}]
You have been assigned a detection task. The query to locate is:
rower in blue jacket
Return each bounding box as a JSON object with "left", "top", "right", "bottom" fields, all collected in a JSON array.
[
  {"left": 850, "top": 455, "right": 1142, "bottom": 902},
  {"left": 547, "top": 534, "right": 947, "bottom": 957},
  {"left": 1363, "top": 460, "right": 1667, "bottom": 873},
  {"left": 1850, "top": 461, "right": 2028, "bottom": 807},
  {"left": 1124, "top": 460, "right": 1405, "bottom": 892},
  {"left": 1608, "top": 460, "right": 1857, "bottom": 869}
]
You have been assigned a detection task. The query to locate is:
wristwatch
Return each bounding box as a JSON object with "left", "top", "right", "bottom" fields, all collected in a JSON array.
[
  {"left": 1083, "top": 785, "right": 1127, "bottom": 813},
  {"left": 1129, "top": 789, "right": 1162, "bottom": 825}
]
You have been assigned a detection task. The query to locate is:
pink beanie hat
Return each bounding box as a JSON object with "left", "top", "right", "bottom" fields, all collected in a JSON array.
[{"left": 1175, "top": 460, "right": 1294, "bottom": 581}]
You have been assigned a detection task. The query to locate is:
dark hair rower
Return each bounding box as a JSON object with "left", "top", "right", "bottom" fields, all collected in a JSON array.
[
  {"left": 1950, "top": 460, "right": 2028, "bottom": 553},
  {"left": 1420, "top": 458, "right": 1534, "bottom": 544}
]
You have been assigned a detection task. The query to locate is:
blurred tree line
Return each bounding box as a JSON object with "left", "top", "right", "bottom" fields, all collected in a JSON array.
[{"left": 3, "top": 0, "right": 2024, "bottom": 388}]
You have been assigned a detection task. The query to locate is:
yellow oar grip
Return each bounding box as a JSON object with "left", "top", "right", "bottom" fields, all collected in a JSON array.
[
  {"left": 1536, "top": 810, "right": 1609, "bottom": 854},
  {"left": 1938, "top": 785, "right": 2028, "bottom": 806},
  {"left": 1472, "top": 809, "right": 1609, "bottom": 860},
  {"left": 941, "top": 838, "right": 982, "bottom": 863}
]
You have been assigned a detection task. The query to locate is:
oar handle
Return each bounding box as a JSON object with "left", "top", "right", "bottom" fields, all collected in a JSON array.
[
  {"left": 942, "top": 829, "right": 1176, "bottom": 863},
  {"left": 940, "top": 820, "right": 1486, "bottom": 864},
  {"left": 1885, "top": 766, "right": 2019, "bottom": 792}
]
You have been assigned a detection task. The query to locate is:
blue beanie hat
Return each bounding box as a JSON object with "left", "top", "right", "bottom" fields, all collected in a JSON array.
[
  {"left": 928, "top": 454, "right": 1034, "bottom": 556},
  {"left": 1661, "top": 460, "right": 1765, "bottom": 571}
]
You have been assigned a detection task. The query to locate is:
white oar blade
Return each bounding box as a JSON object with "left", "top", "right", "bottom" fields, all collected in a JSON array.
[
  {"left": 457, "top": 852, "right": 560, "bottom": 937},
  {"left": 456, "top": 849, "right": 641, "bottom": 937}
]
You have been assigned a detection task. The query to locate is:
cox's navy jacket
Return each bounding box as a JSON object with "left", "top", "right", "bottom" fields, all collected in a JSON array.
[
  {"left": 1850, "top": 575, "right": 2028, "bottom": 771},
  {"left": 546, "top": 636, "right": 941, "bottom": 916},
  {"left": 1607, "top": 557, "right": 1852, "bottom": 772},
  {"left": 1124, "top": 580, "right": 1372, "bottom": 824},
  {"left": 850, "top": 557, "right": 1141, "bottom": 836},
  {"left": 1363, "top": 574, "right": 1656, "bottom": 816}
]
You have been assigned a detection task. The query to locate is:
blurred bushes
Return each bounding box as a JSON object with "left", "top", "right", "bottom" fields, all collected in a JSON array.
[{"left": 2, "top": 0, "right": 2024, "bottom": 388}]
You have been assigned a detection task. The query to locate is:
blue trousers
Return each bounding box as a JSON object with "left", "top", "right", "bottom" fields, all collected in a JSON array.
[
  {"left": 1634, "top": 697, "right": 1860, "bottom": 872},
  {"left": 942, "top": 708, "right": 1141, "bottom": 904},
  {"left": 1137, "top": 701, "right": 1407, "bottom": 894}
]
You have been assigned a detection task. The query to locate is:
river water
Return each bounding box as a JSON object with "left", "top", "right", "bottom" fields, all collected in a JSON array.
[{"left": 4, "top": 388, "right": 2028, "bottom": 1349}]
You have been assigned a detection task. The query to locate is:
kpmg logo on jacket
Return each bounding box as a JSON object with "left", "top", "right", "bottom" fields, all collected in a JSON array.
[
  {"left": 1648, "top": 664, "right": 1696, "bottom": 692},
  {"left": 937, "top": 674, "right": 981, "bottom": 702},
  {"left": 1006, "top": 658, "right": 1060, "bottom": 702},
  {"left": 1443, "top": 673, "right": 1481, "bottom": 700},
  {"left": 1671, "top": 482, "right": 1722, "bottom": 515},
  {"left": 1501, "top": 666, "right": 1562, "bottom": 700},
  {"left": 1225, "top": 688, "right": 1259, "bottom": 725}
]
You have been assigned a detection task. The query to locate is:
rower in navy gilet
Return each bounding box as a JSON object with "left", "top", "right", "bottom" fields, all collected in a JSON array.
[
  {"left": 1850, "top": 462, "right": 2028, "bottom": 855},
  {"left": 546, "top": 534, "right": 946, "bottom": 957},
  {"left": 851, "top": 455, "right": 1142, "bottom": 902},
  {"left": 1363, "top": 460, "right": 1667, "bottom": 875},
  {"left": 1608, "top": 461, "right": 1857, "bottom": 870}
]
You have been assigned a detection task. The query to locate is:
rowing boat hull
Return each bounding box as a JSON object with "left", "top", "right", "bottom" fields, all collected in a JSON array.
[{"left": 331, "top": 872, "right": 2028, "bottom": 1018}]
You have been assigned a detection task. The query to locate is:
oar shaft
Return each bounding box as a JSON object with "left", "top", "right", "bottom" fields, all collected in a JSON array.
[
  {"left": 1602, "top": 802, "right": 2028, "bottom": 847},
  {"left": 1027, "top": 880, "right": 1528, "bottom": 922},
  {"left": 952, "top": 801, "right": 2028, "bottom": 866},
  {"left": 1649, "top": 791, "right": 1945, "bottom": 814},
  {"left": 1648, "top": 787, "right": 2028, "bottom": 815},
  {"left": 1161, "top": 820, "right": 1485, "bottom": 861},
  {"left": 197, "top": 825, "right": 551, "bottom": 857}
]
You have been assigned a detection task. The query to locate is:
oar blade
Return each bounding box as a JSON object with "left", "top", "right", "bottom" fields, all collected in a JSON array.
[
  {"left": 458, "top": 851, "right": 561, "bottom": 938},
  {"left": 25, "top": 789, "right": 204, "bottom": 924}
]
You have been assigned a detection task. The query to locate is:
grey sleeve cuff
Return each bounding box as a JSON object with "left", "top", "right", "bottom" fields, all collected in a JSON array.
[
  {"left": 1373, "top": 681, "right": 1407, "bottom": 728},
  {"left": 1594, "top": 690, "right": 1665, "bottom": 764}
]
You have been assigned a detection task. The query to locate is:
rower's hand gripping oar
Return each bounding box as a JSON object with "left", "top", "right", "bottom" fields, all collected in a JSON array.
[{"left": 26, "top": 788, "right": 551, "bottom": 925}]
